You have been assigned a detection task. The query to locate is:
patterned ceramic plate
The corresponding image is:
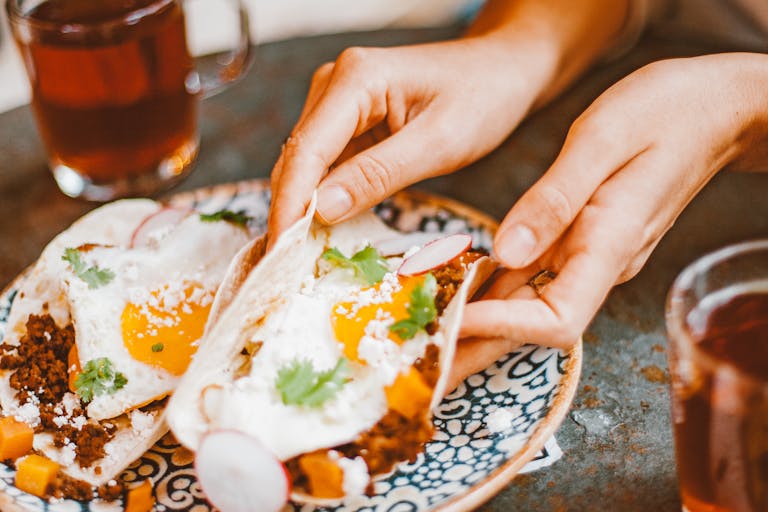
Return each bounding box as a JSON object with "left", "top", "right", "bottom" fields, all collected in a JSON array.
[{"left": 0, "top": 180, "right": 581, "bottom": 512}]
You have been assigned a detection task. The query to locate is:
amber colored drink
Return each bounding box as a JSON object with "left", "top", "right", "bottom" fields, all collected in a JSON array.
[
  {"left": 9, "top": 0, "right": 197, "bottom": 196},
  {"left": 672, "top": 290, "right": 768, "bottom": 512}
]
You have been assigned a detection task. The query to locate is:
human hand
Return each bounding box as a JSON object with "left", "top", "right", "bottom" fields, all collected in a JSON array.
[
  {"left": 266, "top": 0, "right": 631, "bottom": 245},
  {"left": 266, "top": 36, "right": 549, "bottom": 242},
  {"left": 457, "top": 53, "right": 768, "bottom": 364}
]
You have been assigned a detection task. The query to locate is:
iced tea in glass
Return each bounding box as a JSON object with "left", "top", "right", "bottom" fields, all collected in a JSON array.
[
  {"left": 6, "top": 0, "right": 250, "bottom": 200},
  {"left": 667, "top": 239, "right": 768, "bottom": 512}
]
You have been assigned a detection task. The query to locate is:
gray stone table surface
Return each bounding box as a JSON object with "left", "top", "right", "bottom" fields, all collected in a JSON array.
[{"left": 1, "top": 26, "right": 767, "bottom": 512}]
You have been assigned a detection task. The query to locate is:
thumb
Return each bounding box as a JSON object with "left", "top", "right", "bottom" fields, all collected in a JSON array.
[
  {"left": 315, "top": 111, "right": 457, "bottom": 224},
  {"left": 494, "top": 124, "right": 644, "bottom": 268}
]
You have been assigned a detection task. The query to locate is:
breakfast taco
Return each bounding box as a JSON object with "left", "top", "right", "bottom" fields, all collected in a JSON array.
[
  {"left": 166, "top": 200, "right": 496, "bottom": 509},
  {"left": 0, "top": 199, "right": 253, "bottom": 503}
]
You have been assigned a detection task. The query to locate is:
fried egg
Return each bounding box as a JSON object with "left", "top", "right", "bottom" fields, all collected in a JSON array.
[
  {"left": 63, "top": 214, "right": 250, "bottom": 420},
  {"left": 2, "top": 200, "right": 160, "bottom": 347},
  {"left": 194, "top": 214, "right": 442, "bottom": 460}
]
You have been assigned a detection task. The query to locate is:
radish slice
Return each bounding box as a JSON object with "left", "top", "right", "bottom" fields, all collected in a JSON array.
[
  {"left": 398, "top": 234, "right": 472, "bottom": 276},
  {"left": 373, "top": 231, "right": 443, "bottom": 257},
  {"left": 129, "top": 206, "right": 191, "bottom": 248},
  {"left": 195, "top": 430, "right": 290, "bottom": 512}
]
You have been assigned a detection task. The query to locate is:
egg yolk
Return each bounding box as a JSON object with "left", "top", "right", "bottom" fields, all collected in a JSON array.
[
  {"left": 331, "top": 275, "right": 423, "bottom": 362},
  {"left": 121, "top": 284, "right": 212, "bottom": 375}
]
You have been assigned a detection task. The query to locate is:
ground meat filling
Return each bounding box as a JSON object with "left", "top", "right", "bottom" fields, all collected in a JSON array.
[
  {"left": 425, "top": 249, "right": 484, "bottom": 335},
  {"left": 434, "top": 250, "right": 485, "bottom": 314},
  {"left": 0, "top": 314, "right": 117, "bottom": 498},
  {"left": 53, "top": 422, "right": 117, "bottom": 468},
  {"left": 54, "top": 474, "right": 93, "bottom": 501},
  {"left": 287, "top": 346, "right": 441, "bottom": 496},
  {"left": 287, "top": 251, "right": 485, "bottom": 496},
  {"left": 0, "top": 314, "right": 73, "bottom": 405},
  {"left": 340, "top": 345, "right": 441, "bottom": 478}
]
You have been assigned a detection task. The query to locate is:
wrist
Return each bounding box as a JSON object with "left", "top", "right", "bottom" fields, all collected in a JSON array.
[
  {"left": 721, "top": 53, "right": 768, "bottom": 171},
  {"left": 464, "top": 0, "right": 631, "bottom": 108}
]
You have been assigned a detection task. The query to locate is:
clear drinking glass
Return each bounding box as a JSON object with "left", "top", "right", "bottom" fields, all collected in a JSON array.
[
  {"left": 666, "top": 239, "right": 768, "bottom": 512},
  {"left": 5, "top": 0, "right": 251, "bottom": 201}
]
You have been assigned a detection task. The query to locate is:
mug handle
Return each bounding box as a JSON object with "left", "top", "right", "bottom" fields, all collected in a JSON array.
[{"left": 187, "top": 0, "right": 253, "bottom": 99}]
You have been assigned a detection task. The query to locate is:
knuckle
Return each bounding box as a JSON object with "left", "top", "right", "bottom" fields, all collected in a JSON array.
[
  {"left": 352, "top": 153, "right": 396, "bottom": 196},
  {"left": 311, "top": 62, "right": 334, "bottom": 84},
  {"left": 568, "top": 111, "right": 614, "bottom": 149},
  {"left": 337, "top": 46, "right": 373, "bottom": 71},
  {"left": 531, "top": 183, "right": 574, "bottom": 229},
  {"left": 283, "top": 132, "right": 326, "bottom": 170}
]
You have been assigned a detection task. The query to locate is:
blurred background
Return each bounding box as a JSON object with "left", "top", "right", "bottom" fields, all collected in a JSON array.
[
  {"left": 2, "top": 0, "right": 766, "bottom": 115},
  {"left": 0, "top": 0, "right": 482, "bottom": 113}
]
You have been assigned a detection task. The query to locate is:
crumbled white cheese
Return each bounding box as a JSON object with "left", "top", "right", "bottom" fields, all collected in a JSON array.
[
  {"left": 486, "top": 407, "right": 514, "bottom": 433},
  {"left": 338, "top": 456, "right": 370, "bottom": 497},
  {"left": 14, "top": 402, "right": 41, "bottom": 427},
  {"left": 62, "top": 392, "right": 80, "bottom": 416},
  {"left": 59, "top": 443, "right": 76, "bottom": 466},
  {"left": 357, "top": 314, "right": 402, "bottom": 384},
  {"left": 130, "top": 409, "right": 154, "bottom": 434},
  {"left": 339, "top": 272, "right": 401, "bottom": 318},
  {"left": 53, "top": 416, "right": 69, "bottom": 428},
  {"left": 71, "top": 415, "right": 87, "bottom": 430}
]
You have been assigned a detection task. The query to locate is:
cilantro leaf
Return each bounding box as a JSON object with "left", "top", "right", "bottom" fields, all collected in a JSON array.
[
  {"left": 389, "top": 273, "right": 438, "bottom": 340},
  {"left": 151, "top": 343, "right": 164, "bottom": 352},
  {"left": 74, "top": 358, "right": 128, "bottom": 403},
  {"left": 275, "top": 358, "right": 350, "bottom": 407},
  {"left": 322, "top": 246, "right": 388, "bottom": 285},
  {"left": 62, "top": 248, "right": 115, "bottom": 289},
  {"left": 199, "top": 209, "right": 252, "bottom": 227}
]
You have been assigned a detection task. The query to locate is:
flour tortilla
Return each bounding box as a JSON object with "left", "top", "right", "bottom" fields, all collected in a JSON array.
[
  {"left": 0, "top": 198, "right": 255, "bottom": 488},
  {"left": 167, "top": 201, "right": 495, "bottom": 501},
  {"left": 0, "top": 200, "right": 170, "bottom": 486}
]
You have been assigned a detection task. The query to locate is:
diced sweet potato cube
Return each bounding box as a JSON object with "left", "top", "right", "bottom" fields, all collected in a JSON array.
[
  {"left": 0, "top": 416, "right": 34, "bottom": 460},
  {"left": 125, "top": 479, "right": 155, "bottom": 512},
  {"left": 15, "top": 454, "right": 59, "bottom": 498},
  {"left": 385, "top": 367, "right": 432, "bottom": 419},
  {"left": 298, "top": 451, "right": 344, "bottom": 499}
]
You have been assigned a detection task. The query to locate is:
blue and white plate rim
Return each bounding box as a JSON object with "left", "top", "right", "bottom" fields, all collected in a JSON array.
[{"left": 0, "top": 179, "right": 582, "bottom": 512}]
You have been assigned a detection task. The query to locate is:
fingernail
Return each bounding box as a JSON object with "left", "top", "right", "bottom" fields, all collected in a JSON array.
[
  {"left": 316, "top": 185, "right": 353, "bottom": 223},
  {"left": 495, "top": 224, "right": 537, "bottom": 268}
]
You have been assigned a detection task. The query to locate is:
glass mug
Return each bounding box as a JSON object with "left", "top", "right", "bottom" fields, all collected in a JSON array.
[
  {"left": 666, "top": 239, "right": 768, "bottom": 512},
  {"left": 6, "top": 0, "right": 251, "bottom": 201}
]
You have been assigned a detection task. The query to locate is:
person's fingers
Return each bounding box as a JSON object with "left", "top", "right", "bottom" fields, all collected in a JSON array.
[
  {"left": 444, "top": 336, "right": 525, "bottom": 396},
  {"left": 463, "top": 149, "right": 675, "bottom": 347},
  {"left": 460, "top": 239, "right": 620, "bottom": 347},
  {"left": 493, "top": 110, "right": 650, "bottom": 269},
  {"left": 269, "top": 63, "right": 334, "bottom": 192},
  {"left": 267, "top": 50, "right": 390, "bottom": 242},
  {"left": 479, "top": 265, "right": 544, "bottom": 302},
  {"left": 314, "top": 108, "right": 460, "bottom": 223},
  {"left": 334, "top": 122, "right": 391, "bottom": 167},
  {"left": 297, "top": 62, "right": 335, "bottom": 127}
]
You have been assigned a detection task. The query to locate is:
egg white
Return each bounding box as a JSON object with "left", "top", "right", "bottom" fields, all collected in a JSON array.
[
  {"left": 64, "top": 214, "right": 250, "bottom": 420},
  {"left": 199, "top": 216, "right": 440, "bottom": 460},
  {"left": 2, "top": 200, "right": 160, "bottom": 348}
]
